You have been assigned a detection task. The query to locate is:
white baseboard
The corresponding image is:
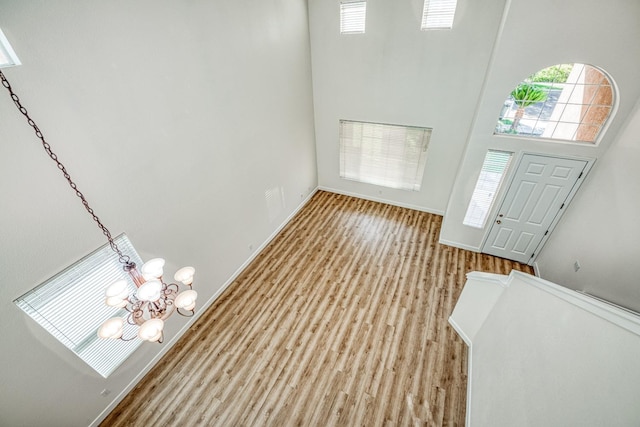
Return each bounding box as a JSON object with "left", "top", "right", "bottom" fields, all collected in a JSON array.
[
  {"left": 532, "top": 261, "right": 541, "bottom": 277},
  {"left": 318, "top": 186, "right": 445, "bottom": 216},
  {"left": 438, "top": 238, "right": 480, "bottom": 253}
]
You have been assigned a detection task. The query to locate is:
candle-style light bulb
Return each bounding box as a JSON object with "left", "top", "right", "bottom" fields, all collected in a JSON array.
[
  {"left": 136, "top": 279, "right": 163, "bottom": 302},
  {"left": 97, "top": 317, "right": 125, "bottom": 339},
  {"left": 138, "top": 318, "right": 164, "bottom": 342},
  {"left": 141, "top": 258, "right": 165, "bottom": 279},
  {"left": 175, "top": 290, "right": 198, "bottom": 311},
  {"left": 174, "top": 266, "right": 195, "bottom": 285}
]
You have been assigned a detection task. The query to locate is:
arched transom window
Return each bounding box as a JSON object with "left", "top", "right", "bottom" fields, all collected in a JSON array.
[{"left": 495, "top": 63, "right": 614, "bottom": 144}]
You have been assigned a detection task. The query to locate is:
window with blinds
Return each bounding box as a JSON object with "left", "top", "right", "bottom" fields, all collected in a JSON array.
[
  {"left": 339, "top": 120, "right": 431, "bottom": 191},
  {"left": 14, "top": 234, "right": 143, "bottom": 378},
  {"left": 340, "top": 1, "right": 366, "bottom": 34},
  {"left": 463, "top": 150, "right": 513, "bottom": 228},
  {"left": 421, "top": 0, "right": 458, "bottom": 30}
]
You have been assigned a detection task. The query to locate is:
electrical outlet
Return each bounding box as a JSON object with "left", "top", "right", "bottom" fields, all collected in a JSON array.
[
  {"left": 248, "top": 244, "right": 254, "bottom": 252},
  {"left": 100, "top": 389, "right": 111, "bottom": 397},
  {"left": 574, "top": 260, "right": 581, "bottom": 272}
]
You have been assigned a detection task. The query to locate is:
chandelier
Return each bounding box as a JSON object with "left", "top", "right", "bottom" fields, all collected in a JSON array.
[{"left": 0, "top": 70, "right": 197, "bottom": 343}]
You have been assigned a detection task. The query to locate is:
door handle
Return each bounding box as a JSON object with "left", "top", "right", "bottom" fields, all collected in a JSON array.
[{"left": 496, "top": 220, "right": 502, "bottom": 224}]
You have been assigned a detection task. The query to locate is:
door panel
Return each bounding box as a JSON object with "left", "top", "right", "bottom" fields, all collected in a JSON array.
[{"left": 482, "top": 154, "right": 587, "bottom": 264}]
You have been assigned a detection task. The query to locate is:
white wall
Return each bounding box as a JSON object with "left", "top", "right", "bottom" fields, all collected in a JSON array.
[
  {"left": 308, "top": 0, "right": 507, "bottom": 213},
  {"left": 536, "top": 99, "right": 640, "bottom": 313},
  {"left": 0, "top": 1, "right": 317, "bottom": 425},
  {"left": 452, "top": 271, "right": 640, "bottom": 426},
  {"left": 440, "top": 0, "right": 640, "bottom": 252}
]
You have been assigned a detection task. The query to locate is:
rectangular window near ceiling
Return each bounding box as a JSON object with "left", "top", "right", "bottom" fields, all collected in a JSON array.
[
  {"left": 14, "top": 234, "right": 143, "bottom": 378},
  {"left": 463, "top": 150, "right": 513, "bottom": 228},
  {"left": 339, "top": 120, "right": 431, "bottom": 191},
  {"left": 340, "top": 1, "right": 366, "bottom": 34},
  {"left": 421, "top": 0, "right": 458, "bottom": 30}
]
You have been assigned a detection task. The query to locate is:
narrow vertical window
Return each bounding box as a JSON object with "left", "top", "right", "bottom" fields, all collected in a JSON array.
[
  {"left": 463, "top": 150, "right": 513, "bottom": 228},
  {"left": 421, "top": 0, "right": 458, "bottom": 30},
  {"left": 340, "top": 1, "right": 367, "bottom": 34}
]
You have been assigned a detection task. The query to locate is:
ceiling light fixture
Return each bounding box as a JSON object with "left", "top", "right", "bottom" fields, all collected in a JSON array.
[{"left": 0, "top": 70, "right": 197, "bottom": 343}]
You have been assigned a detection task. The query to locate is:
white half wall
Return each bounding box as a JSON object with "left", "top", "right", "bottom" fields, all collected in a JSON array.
[
  {"left": 0, "top": 1, "right": 317, "bottom": 425},
  {"left": 451, "top": 271, "right": 640, "bottom": 426}
]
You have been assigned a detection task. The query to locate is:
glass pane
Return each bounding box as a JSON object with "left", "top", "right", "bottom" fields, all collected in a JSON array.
[
  {"left": 494, "top": 63, "right": 614, "bottom": 144},
  {"left": 463, "top": 151, "right": 513, "bottom": 228}
]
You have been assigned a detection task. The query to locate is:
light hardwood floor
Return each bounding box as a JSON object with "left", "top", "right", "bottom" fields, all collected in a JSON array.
[{"left": 101, "top": 191, "right": 533, "bottom": 426}]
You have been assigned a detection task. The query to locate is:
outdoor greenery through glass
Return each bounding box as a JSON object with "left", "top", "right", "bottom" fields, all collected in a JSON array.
[{"left": 495, "top": 63, "right": 614, "bottom": 143}]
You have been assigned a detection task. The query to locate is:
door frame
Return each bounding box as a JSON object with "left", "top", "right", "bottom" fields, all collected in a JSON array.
[{"left": 480, "top": 151, "right": 597, "bottom": 266}]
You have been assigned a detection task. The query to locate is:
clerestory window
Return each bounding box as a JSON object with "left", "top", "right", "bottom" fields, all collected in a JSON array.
[
  {"left": 340, "top": 1, "right": 366, "bottom": 34},
  {"left": 421, "top": 0, "right": 458, "bottom": 30}
]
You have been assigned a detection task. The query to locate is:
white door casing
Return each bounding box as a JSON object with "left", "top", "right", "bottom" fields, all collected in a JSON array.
[{"left": 482, "top": 154, "right": 588, "bottom": 264}]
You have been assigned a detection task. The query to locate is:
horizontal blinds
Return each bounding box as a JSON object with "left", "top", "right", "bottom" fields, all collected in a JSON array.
[
  {"left": 421, "top": 0, "right": 458, "bottom": 30},
  {"left": 339, "top": 120, "right": 431, "bottom": 191},
  {"left": 463, "top": 150, "right": 513, "bottom": 228},
  {"left": 14, "top": 234, "right": 143, "bottom": 377},
  {"left": 340, "top": 1, "right": 366, "bottom": 34}
]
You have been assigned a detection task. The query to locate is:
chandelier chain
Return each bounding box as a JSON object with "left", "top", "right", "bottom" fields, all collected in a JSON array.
[{"left": 0, "top": 70, "right": 133, "bottom": 268}]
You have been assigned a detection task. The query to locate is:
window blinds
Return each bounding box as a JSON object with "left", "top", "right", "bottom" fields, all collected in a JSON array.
[
  {"left": 463, "top": 150, "right": 513, "bottom": 228},
  {"left": 421, "top": 0, "right": 458, "bottom": 30},
  {"left": 14, "top": 234, "right": 143, "bottom": 378},
  {"left": 339, "top": 120, "right": 431, "bottom": 191},
  {"left": 340, "top": 1, "right": 366, "bottom": 34}
]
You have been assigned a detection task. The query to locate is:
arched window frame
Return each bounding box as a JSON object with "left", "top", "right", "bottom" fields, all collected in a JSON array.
[{"left": 494, "top": 63, "right": 616, "bottom": 145}]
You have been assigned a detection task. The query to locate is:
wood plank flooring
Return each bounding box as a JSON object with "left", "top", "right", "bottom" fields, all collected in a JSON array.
[{"left": 101, "top": 191, "right": 533, "bottom": 426}]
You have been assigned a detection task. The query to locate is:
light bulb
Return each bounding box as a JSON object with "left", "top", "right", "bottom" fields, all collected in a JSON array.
[
  {"left": 174, "top": 266, "right": 195, "bottom": 285},
  {"left": 138, "top": 318, "right": 164, "bottom": 342},
  {"left": 105, "top": 296, "right": 128, "bottom": 308},
  {"left": 175, "top": 290, "right": 198, "bottom": 311},
  {"left": 105, "top": 280, "right": 130, "bottom": 300},
  {"left": 141, "top": 258, "right": 165, "bottom": 279},
  {"left": 136, "top": 279, "right": 163, "bottom": 302},
  {"left": 98, "top": 318, "right": 125, "bottom": 339}
]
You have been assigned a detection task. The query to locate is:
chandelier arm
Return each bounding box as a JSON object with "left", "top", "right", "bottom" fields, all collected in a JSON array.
[
  {"left": 176, "top": 307, "right": 195, "bottom": 317},
  {"left": 118, "top": 334, "right": 139, "bottom": 342},
  {"left": 0, "top": 70, "right": 133, "bottom": 269}
]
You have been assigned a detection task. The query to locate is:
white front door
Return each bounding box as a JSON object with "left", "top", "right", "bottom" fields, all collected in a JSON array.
[{"left": 482, "top": 154, "right": 587, "bottom": 264}]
